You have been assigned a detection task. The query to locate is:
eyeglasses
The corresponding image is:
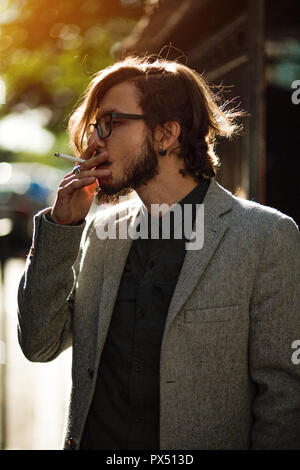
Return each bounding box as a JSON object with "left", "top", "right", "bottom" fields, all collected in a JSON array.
[{"left": 87, "top": 112, "right": 147, "bottom": 140}]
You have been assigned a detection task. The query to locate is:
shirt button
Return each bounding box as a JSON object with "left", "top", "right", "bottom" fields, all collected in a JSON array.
[
  {"left": 135, "top": 365, "right": 141, "bottom": 372},
  {"left": 137, "top": 307, "right": 144, "bottom": 318}
]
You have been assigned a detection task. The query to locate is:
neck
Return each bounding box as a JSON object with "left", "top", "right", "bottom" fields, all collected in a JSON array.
[{"left": 135, "top": 169, "right": 199, "bottom": 215}]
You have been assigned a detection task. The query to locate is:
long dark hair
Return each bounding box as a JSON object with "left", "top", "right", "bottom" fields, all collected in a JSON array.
[{"left": 68, "top": 55, "right": 244, "bottom": 179}]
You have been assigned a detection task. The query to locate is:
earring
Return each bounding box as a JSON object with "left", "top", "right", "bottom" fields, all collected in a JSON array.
[{"left": 159, "top": 148, "right": 167, "bottom": 156}]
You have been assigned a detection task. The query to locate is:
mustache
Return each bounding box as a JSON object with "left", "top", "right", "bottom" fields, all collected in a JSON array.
[{"left": 92, "top": 148, "right": 111, "bottom": 168}]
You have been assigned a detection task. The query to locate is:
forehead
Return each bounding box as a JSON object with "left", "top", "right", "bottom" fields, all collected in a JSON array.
[{"left": 97, "top": 80, "right": 141, "bottom": 116}]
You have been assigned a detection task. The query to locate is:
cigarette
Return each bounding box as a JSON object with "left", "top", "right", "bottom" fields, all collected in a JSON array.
[{"left": 54, "top": 152, "right": 85, "bottom": 164}]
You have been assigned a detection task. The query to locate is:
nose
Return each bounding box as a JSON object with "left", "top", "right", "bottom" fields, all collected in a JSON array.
[{"left": 87, "top": 125, "right": 106, "bottom": 149}]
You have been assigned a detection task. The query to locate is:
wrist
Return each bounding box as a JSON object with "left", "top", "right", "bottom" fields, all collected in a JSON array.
[
  {"left": 45, "top": 211, "right": 57, "bottom": 224},
  {"left": 45, "top": 211, "right": 84, "bottom": 226}
]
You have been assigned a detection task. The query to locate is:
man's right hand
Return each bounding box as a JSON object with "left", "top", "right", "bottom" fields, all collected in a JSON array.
[{"left": 50, "top": 142, "right": 111, "bottom": 225}]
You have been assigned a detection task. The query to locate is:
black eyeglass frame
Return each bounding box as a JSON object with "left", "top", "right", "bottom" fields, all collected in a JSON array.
[{"left": 88, "top": 112, "right": 147, "bottom": 140}]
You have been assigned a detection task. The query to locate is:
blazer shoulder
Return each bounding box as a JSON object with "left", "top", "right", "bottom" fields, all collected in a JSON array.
[
  {"left": 230, "top": 192, "right": 299, "bottom": 232},
  {"left": 221, "top": 194, "right": 299, "bottom": 263},
  {"left": 211, "top": 181, "right": 298, "bottom": 241}
]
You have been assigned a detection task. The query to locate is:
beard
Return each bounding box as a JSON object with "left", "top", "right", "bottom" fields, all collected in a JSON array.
[{"left": 94, "top": 136, "right": 159, "bottom": 205}]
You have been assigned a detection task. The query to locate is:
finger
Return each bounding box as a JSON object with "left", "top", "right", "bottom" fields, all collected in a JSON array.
[
  {"left": 59, "top": 176, "right": 97, "bottom": 196},
  {"left": 58, "top": 172, "right": 79, "bottom": 188},
  {"left": 73, "top": 167, "right": 112, "bottom": 179},
  {"left": 60, "top": 167, "right": 111, "bottom": 188},
  {"left": 79, "top": 150, "right": 109, "bottom": 171},
  {"left": 81, "top": 141, "right": 100, "bottom": 161},
  {"left": 59, "top": 167, "right": 80, "bottom": 180},
  {"left": 57, "top": 144, "right": 102, "bottom": 179}
]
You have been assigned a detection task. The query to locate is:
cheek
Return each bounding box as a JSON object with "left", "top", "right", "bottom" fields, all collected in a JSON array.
[
  {"left": 108, "top": 135, "right": 142, "bottom": 157},
  {"left": 107, "top": 123, "right": 150, "bottom": 156}
]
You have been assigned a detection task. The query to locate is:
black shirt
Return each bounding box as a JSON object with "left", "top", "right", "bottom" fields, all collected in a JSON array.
[{"left": 80, "top": 178, "right": 210, "bottom": 450}]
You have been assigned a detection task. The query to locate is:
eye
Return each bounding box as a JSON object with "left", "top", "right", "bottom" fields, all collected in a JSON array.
[{"left": 112, "top": 120, "right": 122, "bottom": 127}]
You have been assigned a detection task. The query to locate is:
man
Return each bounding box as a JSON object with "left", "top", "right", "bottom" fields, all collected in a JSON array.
[{"left": 18, "top": 56, "right": 300, "bottom": 450}]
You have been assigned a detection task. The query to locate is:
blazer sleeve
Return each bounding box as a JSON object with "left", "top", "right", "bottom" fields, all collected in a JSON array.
[
  {"left": 249, "top": 215, "right": 300, "bottom": 449},
  {"left": 17, "top": 209, "right": 87, "bottom": 362}
]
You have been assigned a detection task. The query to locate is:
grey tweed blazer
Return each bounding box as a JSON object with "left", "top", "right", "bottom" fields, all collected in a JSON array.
[{"left": 17, "top": 180, "right": 300, "bottom": 450}]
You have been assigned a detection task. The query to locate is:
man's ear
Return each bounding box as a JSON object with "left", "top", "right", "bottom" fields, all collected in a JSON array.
[{"left": 153, "top": 121, "right": 181, "bottom": 154}]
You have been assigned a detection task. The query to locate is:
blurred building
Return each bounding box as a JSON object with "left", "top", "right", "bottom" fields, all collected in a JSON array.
[{"left": 118, "top": 0, "right": 300, "bottom": 225}]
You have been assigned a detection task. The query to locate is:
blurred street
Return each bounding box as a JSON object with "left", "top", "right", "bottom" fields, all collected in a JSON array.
[
  {"left": 0, "top": 158, "right": 73, "bottom": 449},
  {"left": 0, "top": 257, "right": 72, "bottom": 450}
]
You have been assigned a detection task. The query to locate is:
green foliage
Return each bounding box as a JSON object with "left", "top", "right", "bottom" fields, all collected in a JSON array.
[{"left": 0, "top": 0, "right": 143, "bottom": 164}]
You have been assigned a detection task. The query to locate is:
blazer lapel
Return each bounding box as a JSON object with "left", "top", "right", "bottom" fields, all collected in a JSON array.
[{"left": 164, "top": 180, "right": 233, "bottom": 334}]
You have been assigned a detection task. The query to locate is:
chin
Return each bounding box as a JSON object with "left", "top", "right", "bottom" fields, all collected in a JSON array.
[
  {"left": 96, "top": 175, "right": 112, "bottom": 189},
  {"left": 95, "top": 179, "right": 133, "bottom": 205}
]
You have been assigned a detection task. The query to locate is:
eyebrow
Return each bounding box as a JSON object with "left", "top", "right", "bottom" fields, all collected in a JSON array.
[{"left": 96, "top": 108, "right": 124, "bottom": 119}]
